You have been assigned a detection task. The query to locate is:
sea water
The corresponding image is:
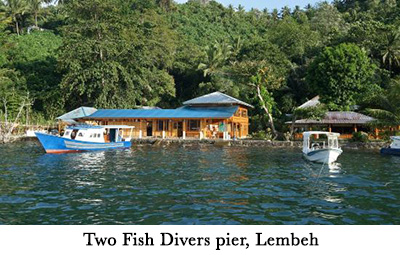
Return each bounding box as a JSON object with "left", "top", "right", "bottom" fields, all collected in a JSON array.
[{"left": 0, "top": 141, "right": 399, "bottom": 224}]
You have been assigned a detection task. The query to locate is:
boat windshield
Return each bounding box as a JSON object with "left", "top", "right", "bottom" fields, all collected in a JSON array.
[
  {"left": 308, "top": 134, "right": 339, "bottom": 150},
  {"left": 390, "top": 137, "right": 400, "bottom": 148}
]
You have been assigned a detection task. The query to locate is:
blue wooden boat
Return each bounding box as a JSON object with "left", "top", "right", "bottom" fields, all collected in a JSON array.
[
  {"left": 380, "top": 136, "right": 400, "bottom": 156},
  {"left": 35, "top": 125, "right": 134, "bottom": 153}
]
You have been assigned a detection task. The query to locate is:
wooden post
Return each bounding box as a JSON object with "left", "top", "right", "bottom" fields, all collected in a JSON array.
[
  {"left": 353, "top": 125, "right": 358, "bottom": 133},
  {"left": 155, "top": 120, "right": 158, "bottom": 137},
  {"left": 223, "top": 120, "right": 228, "bottom": 140},
  {"left": 139, "top": 119, "right": 142, "bottom": 139},
  {"left": 183, "top": 120, "right": 186, "bottom": 139}
]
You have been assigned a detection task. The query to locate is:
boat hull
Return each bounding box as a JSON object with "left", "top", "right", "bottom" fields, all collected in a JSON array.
[
  {"left": 380, "top": 148, "right": 400, "bottom": 156},
  {"left": 35, "top": 132, "right": 131, "bottom": 153},
  {"left": 303, "top": 148, "right": 342, "bottom": 164}
]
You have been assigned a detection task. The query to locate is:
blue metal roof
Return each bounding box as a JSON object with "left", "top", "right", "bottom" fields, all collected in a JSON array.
[
  {"left": 86, "top": 106, "right": 239, "bottom": 119},
  {"left": 183, "top": 92, "right": 254, "bottom": 108}
]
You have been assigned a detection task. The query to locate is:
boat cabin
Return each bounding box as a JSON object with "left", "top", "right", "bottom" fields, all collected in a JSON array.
[
  {"left": 389, "top": 137, "right": 400, "bottom": 149},
  {"left": 303, "top": 131, "right": 340, "bottom": 153},
  {"left": 62, "top": 125, "right": 133, "bottom": 143}
]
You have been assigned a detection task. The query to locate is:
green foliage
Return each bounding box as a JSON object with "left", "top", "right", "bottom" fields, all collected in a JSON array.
[
  {"left": 0, "top": 0, "right": 399, "bottom": 134},
  {"left": 294, "top": 105, "right": 328, "bottom": 121},
  {"left": 351, "top": 131, "right": 369, "bottom": 142},
  {"left": 4, "top": 31, "right": 63, "bottom": 118},
  {"left": 59, "top": 0, "right": 176, "bottom": 109},
  {"left": 307, "top": 43, "right": 376, "bottom": 110},
  {"left": 0, "top": 68, "right": 28, "bottom": 120},
  {"left": 268, "top": 16, "right": 321, "bottom": 63},
  {"left": 363, "top": 78, "right": 400, "bottom": 127},
  {"left": 311, "top": 2, "right": 348, "bottom": 44},
  {"left": 251, "top": 129, "right": 273, "bottom": 141}
]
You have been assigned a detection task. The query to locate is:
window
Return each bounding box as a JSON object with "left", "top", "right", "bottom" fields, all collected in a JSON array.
[
  {"left": 157, "top": 120, "right": 164, "bottom": 131},
  {"left": 242, "top": 110, "right": 248, "bottom": 117},
  {"left": 97, "top": 134, "right": 101, "bottom": 138},
  {"left": 188, "top": 120, "right": 200, "bottom": 131},
  {"left": 157, "top": 120, "right": 170, "bottom": 131}
]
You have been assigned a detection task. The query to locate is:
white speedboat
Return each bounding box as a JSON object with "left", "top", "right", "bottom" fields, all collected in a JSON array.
[
  {"left": 380, "top": 136, "right": 400, "bottom": 156},
  {"left": 302, "top": 131, "right": 342, "bottom": 164}
]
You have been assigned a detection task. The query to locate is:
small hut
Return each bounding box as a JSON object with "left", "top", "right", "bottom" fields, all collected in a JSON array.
[{"left": 288, "top": 96, "right": 376, "bottom": 139}]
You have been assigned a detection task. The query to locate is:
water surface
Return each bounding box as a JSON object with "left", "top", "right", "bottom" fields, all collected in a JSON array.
[{"left": 0, "top": 141, "right": 399, "bottom": 224}]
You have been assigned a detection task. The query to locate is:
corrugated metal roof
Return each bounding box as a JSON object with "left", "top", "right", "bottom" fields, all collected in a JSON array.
[
  {"left": 85, "top": 106, "right": 239, "bottom": 119},
  {"left": 57, "top": 107, "right": 97, "bottom": 121},
  {"left": 289, "top": 111, "right": 375, "bottom": 125},
  {"left": 298, "top": 96, "right": 320, "bottom": 109},
  {"left": 183, "top": 92, "right": 254, "bottom": 108}
]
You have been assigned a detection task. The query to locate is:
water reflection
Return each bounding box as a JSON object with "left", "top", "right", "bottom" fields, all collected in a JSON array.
[{"left": 0, "top": 142, "right": 399, "bottom": 224}]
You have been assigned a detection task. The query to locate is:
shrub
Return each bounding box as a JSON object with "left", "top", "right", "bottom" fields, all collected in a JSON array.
[
  {"left": 251, "top": 129, "right": 273, "bottom": 140},
  {"left": 351, "top": 131, "right": 369, "bottom": 143}
]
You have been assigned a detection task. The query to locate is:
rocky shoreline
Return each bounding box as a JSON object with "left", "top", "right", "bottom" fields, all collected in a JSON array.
[{"left": 130, "top": 138, "right": 387, "bottom": 150}]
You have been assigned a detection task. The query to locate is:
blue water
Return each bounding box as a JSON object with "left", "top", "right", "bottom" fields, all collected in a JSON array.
[{"left": 0, "top": 141, "right": 399, "bottom": 224}]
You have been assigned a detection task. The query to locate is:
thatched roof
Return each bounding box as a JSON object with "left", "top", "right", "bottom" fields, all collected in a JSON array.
[{"left": 289, "top": 111, "right": 375, "bottom": 125}]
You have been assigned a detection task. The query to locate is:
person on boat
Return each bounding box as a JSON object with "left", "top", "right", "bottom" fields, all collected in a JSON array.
[
  {"left": 118, "top": 129, "right": 124, "bottom": 142},
  {"left": 71, "top": 130, "right": 77, "bottom": 140},
  {"left": 104, "top": 131, "right": 109, "bottom": 143},
  {"left": 212, "top": 126, "right": 217, "bottom": 139}
]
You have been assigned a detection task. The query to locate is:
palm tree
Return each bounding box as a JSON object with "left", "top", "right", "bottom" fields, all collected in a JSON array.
[
  {"left": 198, "top": 40, "right": 232, "bottom": 77},
  {"left": 237, "top": 4, "right": 245, "bottom": 13},
  {"left": 381, "top": 28, "right": 400, "bottom": 71},
  {"left": 157, "top": 0, "right": 172, "bottom": 11},
  {"left": 281, "top": 6, "right": 291, "bottom": 18},
  {"left": 271, "top": 8, "right": 279, "bottom": 21},
  {"left": 3, "top": 0, "right": 29, "bottom": 35},
  {"left": 28, "top": 0, "right": 43, "bottom": 27},
  {"left": 365, "top": 80, "right": 400, "bottom": 129}
]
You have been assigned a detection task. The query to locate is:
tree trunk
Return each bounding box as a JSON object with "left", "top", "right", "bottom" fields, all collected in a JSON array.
[
  {"left": 289, "top": 113, "right": 296, "bottom": 140},
  {"left": 35, "top": 12, "right": 38, "bottom": 27},
  {"left": 15, "top": 20, "right": 20, "bottom": 35},
  {"left": 1, "top": 98, "right": 29, "bottom": 143},
  {"left": 256, "top": 84, "right": 278, "bottom": 140}
]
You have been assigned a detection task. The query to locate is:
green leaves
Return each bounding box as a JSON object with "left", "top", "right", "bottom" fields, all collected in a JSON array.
[
  {"left": 59, "top": 0, "right": 177, "bottom": 110},
  {"left": 307, "top": 43, "right": 377, "bottom": 110},
  {"left": 364, "top": 79, "right": 400, "bottom": 127}
]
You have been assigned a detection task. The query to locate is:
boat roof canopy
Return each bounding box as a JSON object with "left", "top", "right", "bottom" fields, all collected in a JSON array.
[
  {"left": 100, "top": 125, "right": 134, "bottom": 129},
  {"left": 66, "top": 125, "right": 103, "bottom": 130},
  {"left": 303, "top": 131, "right": 340, "bottom": 138},
  {"left": 66, "top": 125, "right": 134, "bottom": 130}
]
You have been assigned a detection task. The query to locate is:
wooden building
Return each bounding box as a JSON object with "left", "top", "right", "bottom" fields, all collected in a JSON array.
[
  {"left": 288, "top": 96, "right": 377, "bottom": 139},
  {"left": 63, "top": 92, "right": 253, "bottom": 140},
  {"left": 290, "top": 111, "right": 376, "bottom": 139}
]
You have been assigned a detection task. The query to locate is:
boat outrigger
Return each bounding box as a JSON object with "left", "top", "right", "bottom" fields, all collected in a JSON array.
[
  {"left": 302, "top": 131, "right": 343, "bottom": 164},
  {"left": 380, "top": 136, "right": 400, "bottom": 156},
  {"left": 35, "top": 125, "right": 134, "bottom": 153}
]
